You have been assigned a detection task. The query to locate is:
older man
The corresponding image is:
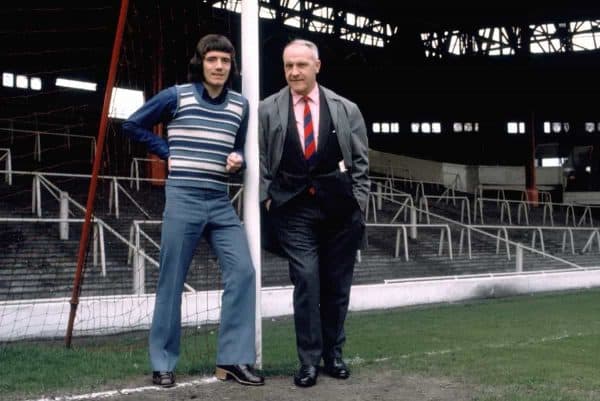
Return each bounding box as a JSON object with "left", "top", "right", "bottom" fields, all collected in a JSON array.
[{"left": 259, "top": 39, "right": 369, "bottom": 387}]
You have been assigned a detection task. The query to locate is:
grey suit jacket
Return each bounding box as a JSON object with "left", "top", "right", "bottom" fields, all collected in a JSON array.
[{"left": 259, "top": 85, "right": 370, "bottom": 212}]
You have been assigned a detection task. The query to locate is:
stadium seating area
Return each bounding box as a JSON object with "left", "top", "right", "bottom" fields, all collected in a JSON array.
[{"left": 1, "top": 128, "right": 599, "bottom": 302}]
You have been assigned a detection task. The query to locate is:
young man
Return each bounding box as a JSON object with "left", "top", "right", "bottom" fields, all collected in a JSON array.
[
  {"left": 259, "top": 39, "right": 369, "bottom": 387},
  {"left": 122, "top": 34, "right": 264, "bottom": 388}
]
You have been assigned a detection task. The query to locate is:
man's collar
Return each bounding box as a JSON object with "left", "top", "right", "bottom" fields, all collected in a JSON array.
[
  {"left": 291, "top": 84, "right": 319, "bottom": 105},
  {"left": 197, "top": 82, "right": 228, "bottom": 104}
]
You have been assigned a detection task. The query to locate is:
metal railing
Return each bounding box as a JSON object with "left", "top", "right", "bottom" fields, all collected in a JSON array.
[
  {"left": 420, "top": 203, "right": 587, "bottom": 272},
  {"left": 475, "top": 184, "right": 554, "bottom": 204},
  {"left": 108, "top": 178, "right": 152, "bottom": 219},
  {"left": 129, "top": 157, "right": 165, "bottom": 191},
  {"left": 229, "top": 183, "right": 244, "bottom": 215},
  {"left": 419, "top": 195, "right": 471, "bottom": 225},
  {"left": 3, "top": 170, "right": 596, "bottom": 291},
  {"left": 23, "top": 173, "right": 158, "bottom": 288},
  {"left": 3, "top": 170, "right": 242, "bottom": 220},
  {"left": 0, "top": 127, "right": 96, "bottom": 163},
  {"left": 2, "top": 171, "right": 252, "bottom": 295},
  {"left": 368, "top": 181, "right": 598, "bottom": 273},
  {"left": 0, "top": 217, "right": 107, "bottom": 275},
  {"left": 127, "top": 220, "right": 201, "bottom": 295},
  {"left": 367, "top": 184, "right": 414, "bottom": 223},
  {"left": 364, "top": 181, "right": 591, "bottom": 273},
  {"left": 123, "top": 189, "right": 245, "bottom": 294},
  {"left": 461, "top": 224, "right": 600, "bottom": 260},
  {"left": 474, "top": 196, "right": 599, "bottom": 227},
  {"left": 369, "top": 162, "right": 412, "bottom": 182},
  {"left": 366, "top": 222, "right": 453, "bottom": 261},
  {"left": 366, "top": 183, "right": 418, "bottom": 241},
  {"left": 0, "top": 148, "right": 12, "bottom": 185},
  {"left": 371, "top": 172, "right": 461, "bottom": 203}
]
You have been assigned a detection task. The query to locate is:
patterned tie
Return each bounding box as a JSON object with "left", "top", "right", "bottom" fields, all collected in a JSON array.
[{"left": 303, "top": 96, "right": 316, "bottom": 164}]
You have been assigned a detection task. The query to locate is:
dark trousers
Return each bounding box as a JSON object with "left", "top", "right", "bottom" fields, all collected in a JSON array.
[{"left": 271, "top": 193, "right": 364, "bottom": 366}]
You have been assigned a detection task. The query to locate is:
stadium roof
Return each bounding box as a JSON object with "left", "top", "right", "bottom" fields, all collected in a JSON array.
[{"left": 2, "top": 2, "right": 600, "bottom": 165}]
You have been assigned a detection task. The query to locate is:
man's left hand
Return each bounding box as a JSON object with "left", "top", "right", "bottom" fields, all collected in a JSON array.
[{"left": 226, "top": 152, "right": 243, "bottom": 173}]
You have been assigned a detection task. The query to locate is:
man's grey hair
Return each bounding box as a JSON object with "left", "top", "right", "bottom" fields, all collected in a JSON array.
[{"left": 284, "top": 39, "right": 320, "bottom": 60}]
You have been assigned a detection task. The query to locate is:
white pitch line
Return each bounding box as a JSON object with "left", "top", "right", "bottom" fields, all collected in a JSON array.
[
  {"left": 22, "top": 332, "right": 593, "bottom": 401},
  {"left": 396, "top": 331, "right": 588, "bottom": 360},
  {"left": 24, "top": 376, "right": 219, "bottom": 401}
]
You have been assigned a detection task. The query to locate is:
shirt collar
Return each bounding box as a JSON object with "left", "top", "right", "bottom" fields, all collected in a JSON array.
[
  {"left": 195, "top": 82, "right": 228, "bottom": 105},
  {"left": 291, "top": 84, "right": 319, "bottom": 106}
]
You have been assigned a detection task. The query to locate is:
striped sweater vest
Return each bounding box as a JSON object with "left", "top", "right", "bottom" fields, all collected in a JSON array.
[{"left": 166, "top": 84, "right": 246, "bottom": 191}]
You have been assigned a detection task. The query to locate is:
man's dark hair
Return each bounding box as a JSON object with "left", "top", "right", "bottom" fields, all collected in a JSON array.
[{"left": 188, "top": 34, "right": 238, "bottom": 86}]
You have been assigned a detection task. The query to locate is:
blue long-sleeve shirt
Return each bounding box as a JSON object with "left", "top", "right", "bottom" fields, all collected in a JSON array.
[{"left": 122, "top": 83, "right": 249, "bottom": 191}]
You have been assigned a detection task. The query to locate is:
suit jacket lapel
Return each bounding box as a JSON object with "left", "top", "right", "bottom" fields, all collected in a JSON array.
[
  {"left": 276, "top": 88, "right": 290, "bottom": 138},
  {"left": 325, "top": 89, "right": 339, "bottom": 136},
  {"left": 317, "top": 88, "right": 331, "bottom": 153},
  {"left": 267, "top": 88, "right": 291, "bottom": 178},
  {"left": 321, "top": 85, "right": 351, "bottom": 168}
]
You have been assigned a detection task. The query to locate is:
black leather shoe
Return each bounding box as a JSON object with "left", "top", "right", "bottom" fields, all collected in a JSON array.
[
  {"left": 215, "top": 364, "right": 265, "bottom": 386},
  {"left": 294, "top": 365, "right": 318, "bottom": 387},
  {"left": 152, "top": 371, "right": 175, "bottom": 387},
  {"left": 323, "top": 357, "right": 350, "bottom": 379}
]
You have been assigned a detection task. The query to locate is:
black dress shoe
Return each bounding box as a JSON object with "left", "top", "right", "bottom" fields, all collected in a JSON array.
[
  {"left": 323, "top": 357, "right": 350, "bottom": 379},
  {"left": 294, "top": 365, "right": 318, "bottom": 387},
  {"left": 152, "top": 371, "right": 175, "bottom": 387},
  {"left": 215, "top": 364, "right": 265, "bottom": 386}
]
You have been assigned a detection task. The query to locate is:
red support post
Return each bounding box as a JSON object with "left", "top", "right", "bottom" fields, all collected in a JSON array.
[
  {"left": 65, "top": 0, "right": 130, "bottom": 348},
  {"left": 526, "top": 113, "right": 539, "bottom": 205}
]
